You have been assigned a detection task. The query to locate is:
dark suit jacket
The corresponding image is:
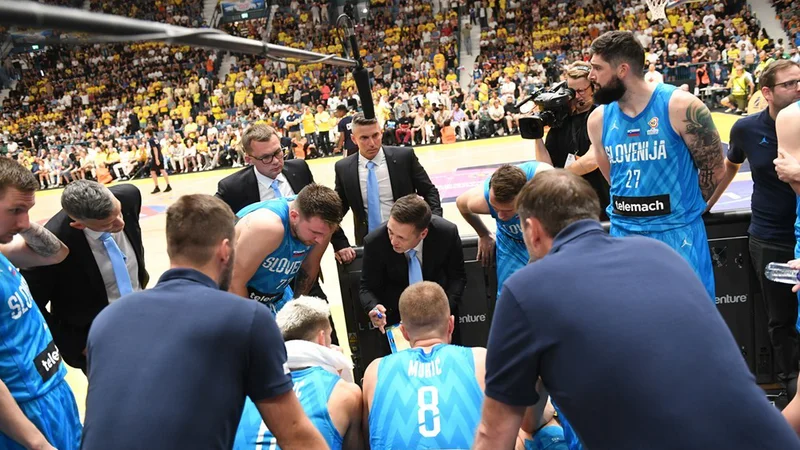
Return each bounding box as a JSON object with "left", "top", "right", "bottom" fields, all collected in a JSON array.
[
  {"left": 358, "top": 215, "right": 466, "bottom": 327},
  {"left": 21, "top": 184, "right": 148, "bottom": 369},
  {"left": 332, "top": 146, "right": 442, "bottom": 251},
  {"left": 214, "top": 159, "right": 314, "bottom": 215}
]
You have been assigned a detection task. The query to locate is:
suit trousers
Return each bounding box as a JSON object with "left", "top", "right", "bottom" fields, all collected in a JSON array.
[{"left": 749, "top": 236, "right": 799, "bottom": 383}]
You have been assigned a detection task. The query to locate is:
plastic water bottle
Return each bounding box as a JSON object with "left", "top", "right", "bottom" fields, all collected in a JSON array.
[{"left": 765, "top": 262, "right": 800, "bottom": 285}]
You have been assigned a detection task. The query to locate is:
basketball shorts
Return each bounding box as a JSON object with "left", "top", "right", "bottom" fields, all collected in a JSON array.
[
  {"left": 495, "top": 236, "right": 529, "bottom": 299},
  {"left": 0, "top": 381, "right": 82, "bottom": 450},
  {"left": 552, "top": 403, "right": 584, "bottom": 450},
  {"left": 610, "top": 217, "right": 715, "bottom": 301},
  {"left": 524, "top": 425, "right": 568, "bottom": 450}
]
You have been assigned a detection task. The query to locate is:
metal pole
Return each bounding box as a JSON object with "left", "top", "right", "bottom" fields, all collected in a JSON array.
[{"left": 0, "top": 0, "right": 357, "bottom": 68}]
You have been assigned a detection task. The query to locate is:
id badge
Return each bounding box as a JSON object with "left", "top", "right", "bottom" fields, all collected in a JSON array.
[{"left": 564, "top": 153, "right": 577, "bottom": 168}]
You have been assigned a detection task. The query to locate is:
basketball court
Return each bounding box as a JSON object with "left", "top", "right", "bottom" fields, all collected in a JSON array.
[{"left": 29, "top": 112, "right": 745, "bottom": 418}]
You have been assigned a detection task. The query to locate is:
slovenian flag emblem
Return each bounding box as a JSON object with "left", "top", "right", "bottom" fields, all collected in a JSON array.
[
  {"left": 292, "top": 250, "right": 307, "bottom": 257},
  {"left": 627, "top": 129, "right": 641, "bottom": 138}
]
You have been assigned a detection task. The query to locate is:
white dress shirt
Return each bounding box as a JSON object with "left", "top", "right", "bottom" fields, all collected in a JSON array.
[
  {"left": 358, "top": 148, "right": 394, "bottom": 223},
  {"left": 254, "top": 167, "right": 294, "bottom": 201},
  {"left": 83, "top": 228, "right": 141, "bottom": 303}
]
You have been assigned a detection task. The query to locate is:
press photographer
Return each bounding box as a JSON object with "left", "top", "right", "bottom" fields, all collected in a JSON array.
[{"left": 523, "top": 61, "right": 610, "bottom": 220}]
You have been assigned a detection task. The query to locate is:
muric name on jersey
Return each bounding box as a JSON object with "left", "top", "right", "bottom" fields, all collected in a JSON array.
[
  {"left": 408, "top": 357, "right": 443, "bottom": 379},
  {"left": 605, "top": 140, "right": 668, "bottom": 164}
]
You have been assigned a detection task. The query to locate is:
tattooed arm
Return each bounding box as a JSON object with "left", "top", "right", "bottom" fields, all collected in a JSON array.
[
  {"left": 671, "top": 93, "right": 725, "bottom": 210},
  {"left": 295, "top": 231, "right": 332, "bottom": 296},
  {"left": 0, "top": 223, "right": 68, "bottom": 269}
]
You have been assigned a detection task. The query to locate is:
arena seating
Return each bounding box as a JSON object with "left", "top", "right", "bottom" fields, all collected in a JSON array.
[{"left": 0, "top": 0, "right": 787, "bottom": 186}]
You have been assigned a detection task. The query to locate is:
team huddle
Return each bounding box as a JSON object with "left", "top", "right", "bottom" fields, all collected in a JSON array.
[{"left": 6, "top": 29, "right": 800, "bottom": 449}]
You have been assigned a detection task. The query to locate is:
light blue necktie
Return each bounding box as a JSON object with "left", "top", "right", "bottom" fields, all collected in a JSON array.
[
  {"left": 270, "top": 179, "right": 283, "bottom": 198},
  {"left": 366, "top": 161, "right": 381, "bottom": 231},
  {"left": 100, "top": 232, "right": 133, "bottom": 297},
  {"left": 407, "top": 249, "right": 422, "bottom": 285}
]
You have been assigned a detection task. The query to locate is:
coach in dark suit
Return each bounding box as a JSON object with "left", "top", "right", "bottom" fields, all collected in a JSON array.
[
  {"left": 22, "top": 181, "right": 147, "bottom": 372},
  {"left": 332, "top": 114, "right": 442, "bottom": 262},
  {"left": 214, "top": 123, "right": 341, "bottom": 343},
  {"left": 360, "top": 194, "right": 466, "bottom": 354}
]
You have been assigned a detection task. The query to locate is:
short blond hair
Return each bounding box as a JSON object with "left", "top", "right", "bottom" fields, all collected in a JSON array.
[
  {"left": 399, "top": 282, "right": 450, "bottom": 338},
  {"left": 241, "top": 123, "right": 279, "bottom": 155},
  {"left": 276, "top": 296, "right": 331, "bottom": 342},
  {"left": 566, "top": 61, "right": 592, "bottom": 80}
]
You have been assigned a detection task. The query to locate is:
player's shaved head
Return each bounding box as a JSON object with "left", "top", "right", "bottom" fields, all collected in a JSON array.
[{"left": 399, "top": 282, "right": 450, "bottom": 339}]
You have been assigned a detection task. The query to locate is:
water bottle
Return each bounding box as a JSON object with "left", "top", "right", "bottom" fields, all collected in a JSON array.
[{"left": 765, "top": 262, "right": 800, "bottom": 285}]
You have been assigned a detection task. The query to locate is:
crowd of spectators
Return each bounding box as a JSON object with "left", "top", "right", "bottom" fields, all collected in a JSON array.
[
  {"left": 0, "top": 0, "right": 797, "bottom": 190},
  {"left": 773, "top": 0, "right": 800, "bottom": 46}
]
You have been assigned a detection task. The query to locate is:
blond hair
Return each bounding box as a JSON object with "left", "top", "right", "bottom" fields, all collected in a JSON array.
[
  {"left": 276, "top": 296, "right": 331, "bottom": 342},
  {"left": 566, "top": 61, "right": 592, "bottom": 80}
]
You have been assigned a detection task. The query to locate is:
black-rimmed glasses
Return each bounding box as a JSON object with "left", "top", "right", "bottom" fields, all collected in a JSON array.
[{"left": 251, "top": 148, "right": 284, "bottom": 164}]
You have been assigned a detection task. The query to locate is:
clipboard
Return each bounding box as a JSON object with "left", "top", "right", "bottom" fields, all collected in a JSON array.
[{"left": 385, "top": 323, "right": 411, "bottom": 353}]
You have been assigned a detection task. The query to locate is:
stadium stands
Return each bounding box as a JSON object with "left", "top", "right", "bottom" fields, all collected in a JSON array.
[{"left": 0, "top": 0, "right": 792, "bottom": 188}]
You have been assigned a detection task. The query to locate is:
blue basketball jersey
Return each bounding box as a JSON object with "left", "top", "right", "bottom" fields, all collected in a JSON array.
[
  {"left": 483, "top": 161, "right": 543, "bottom": 294},
  {"left": 0, "top": 252, "right": 66, "bottom": 402},
  {"left": 601, "top": 83, "right": 706, "bottom": 232},
  {"left": 233, "top": 367, "right": 343, "bottom": 450},
  {"left": 237, "top": 197, "right": 311, "bottom": 314},
  {"left": 369, "top": 344, "right": 483, "bottom": 450}
]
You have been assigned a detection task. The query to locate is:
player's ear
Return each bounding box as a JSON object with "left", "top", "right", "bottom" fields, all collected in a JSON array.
[
  {"left": 447, "top": 315, "right": 454, "bottom": 342},
  {"left": 400, "top": 323, "right": 411, "bottom": 342},
  {"left": 219, "top": 237, "right": 232, "bottom": 264}
]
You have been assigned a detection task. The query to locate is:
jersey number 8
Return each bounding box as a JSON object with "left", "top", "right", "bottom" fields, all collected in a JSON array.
[{"left": 417, "top": 386, "right": 441, "bottom": 438}]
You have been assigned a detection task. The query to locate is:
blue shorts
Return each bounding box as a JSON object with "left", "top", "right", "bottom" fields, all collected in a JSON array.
[
  {"left": 496, "top": 235, "right": 529, "bottom": 298},
  {"left": 552, "top": 403, "right": 584, "bottom": 450},
  {"left": 524, "top": 425, "right": 568, "bottom": 450},
  {"left": 610, "top": 218, "right": 715, "bottom": 301},
  {"left": 0, "top": 381, "right": 82, "bottom": 450}
]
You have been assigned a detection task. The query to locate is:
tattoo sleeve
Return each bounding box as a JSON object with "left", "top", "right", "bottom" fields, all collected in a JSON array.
[
  {"left": 18, "top": 223, "right": 63, "bottom": 257},
  {"left": 293, "top": 267, "right": 313, "bottom": 297},
  {"left": 683, "top": 102, "right": 724, "bottom": 201}
]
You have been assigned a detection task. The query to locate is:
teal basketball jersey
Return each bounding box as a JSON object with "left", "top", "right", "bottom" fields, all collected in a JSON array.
[
  {"left": 369, "top": 344, "right": 483, "bottom": 449},
  {"left": 236, "top": 197, "right": 311, "bottom": 314},
  {"left": 233, "top": 366, "right": 343, "bottom": 450},
  {"left": 483, "top": 161, "right": 543, "bottom": 295},
  {"left": 0, "top": 252, "right": 66, "bottom": 402},
  {"left": 601, "top": 83, "right": 706, "bottom": 232}
]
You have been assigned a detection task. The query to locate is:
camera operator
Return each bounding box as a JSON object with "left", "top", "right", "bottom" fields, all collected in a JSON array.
[{"left": 534, "top": 61, "right": 610, "bottom": 220}]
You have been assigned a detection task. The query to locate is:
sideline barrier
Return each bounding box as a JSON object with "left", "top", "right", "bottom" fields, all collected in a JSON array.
[{"left": 338, "top": 209, "right": 773, "bottom": 384}]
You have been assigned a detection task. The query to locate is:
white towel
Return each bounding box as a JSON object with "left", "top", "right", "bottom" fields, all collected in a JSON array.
[{"left": 284, "top": 340, "right": 354, "bottom": 383}]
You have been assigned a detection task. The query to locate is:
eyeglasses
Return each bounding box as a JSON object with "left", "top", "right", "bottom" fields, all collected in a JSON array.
[
  {"left": 772, "top": 79, "right": 800, "bottom": 90},
  {"left": 251, "top": 148, "right": 284, "bottom": 164},
  {"left": 573, "top": 86, "right": 593, "bottom": 95}
]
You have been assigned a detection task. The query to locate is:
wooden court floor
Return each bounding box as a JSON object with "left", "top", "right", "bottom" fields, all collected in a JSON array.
[{"left": 24, "top": 113, "right": 742, "bottom": 419}]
